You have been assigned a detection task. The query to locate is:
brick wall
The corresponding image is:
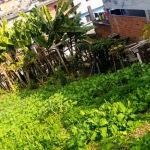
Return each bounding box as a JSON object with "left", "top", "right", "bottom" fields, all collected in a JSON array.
[
  {"left": 95, "top": 24, "right": 111, "bottom": 38},
  {"left": 109, "top": 15, "right": 147, "bottom": 42},
  {"left": 95, "top": 15, "right": 147, "bottom": 42}
]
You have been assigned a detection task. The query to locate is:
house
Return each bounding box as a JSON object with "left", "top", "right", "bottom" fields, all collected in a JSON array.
[
  {"left": 73, "top": 0, "right": 104, "bottom": 25},
  {"left": 95, "top": 0, "right": 150, "bottom": 42},
  {"left": 0, "top": 0, "right": 19, "bottom": 17},
  {"left": 0, "top": 0, "right": 68, "bottom": 27}
]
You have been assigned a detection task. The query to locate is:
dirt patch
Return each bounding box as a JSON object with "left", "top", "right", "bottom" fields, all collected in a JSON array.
[{"left": 132, "top": 123, "right": 150, "bottom": 138}]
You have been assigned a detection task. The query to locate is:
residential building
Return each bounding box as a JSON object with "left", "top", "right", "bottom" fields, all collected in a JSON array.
[
  {"left": 0, "top": 0, "right": 18, "bottom": 17},
  {"left": 0, "top": 0, "right": 31, "bottom": 16},
  {"left": 94, "top": 0, "right": 150, "bottom": 42},
  {"left": 103, "top": 0, "right": 150, "bottom": 14},
  {"left": 0, "top": 0, "right": 62, "bottom": 26},
  {"left": 0, "top": 0, "right": 73, "bottom": 26},
  {"left": 73, "top": 0, "right": 104, "bottom": 25}
]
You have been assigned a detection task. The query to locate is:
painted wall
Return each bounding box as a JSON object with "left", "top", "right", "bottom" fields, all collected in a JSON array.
[
  {"left": 102, "top": 0, "right": 150, "bottom": 11},
  {"left": 73, "top": 0, "right": 103, "bottom": 14}
]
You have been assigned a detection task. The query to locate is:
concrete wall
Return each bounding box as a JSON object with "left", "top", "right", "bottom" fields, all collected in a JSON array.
[{"left": 102, "top": 0, "right": 150, "bottom": 11}]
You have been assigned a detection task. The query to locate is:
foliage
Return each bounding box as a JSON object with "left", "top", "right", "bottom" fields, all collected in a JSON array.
[
  {"left": 143, "top": 23, "right": 150, "bottom": 40},
  {"left": 129, "top": 132, "right": 150, "bottom": 150},
  {"left": 77, "top": 38, "right": 129, "bottom": 55},
  {"left": 1, "top": 63, "right": 150, "bottom": 149},
  {"left": 77, "top": 38, "right": 130, "bottom": 73},
  {"left": 30, "top": 0, "right": 92, "bottom": 48},
  {"left": 0, "top": 0, "right": 95, "bottom": 91},
  {"left": 27, "top": 79, "right": 39, "bottom": 90},
  {"left": 55, "top": 66, "right": 68, "bottom": 85}
]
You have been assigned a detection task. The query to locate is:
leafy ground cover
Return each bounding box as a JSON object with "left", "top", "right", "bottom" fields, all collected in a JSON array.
[{"left": 0, "top": 63, "right": 150, "bottom": 149}]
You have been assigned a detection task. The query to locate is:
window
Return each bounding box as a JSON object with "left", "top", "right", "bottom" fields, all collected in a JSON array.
[{"left": 110, "top": 9, "right": 146, "bottom": 17}]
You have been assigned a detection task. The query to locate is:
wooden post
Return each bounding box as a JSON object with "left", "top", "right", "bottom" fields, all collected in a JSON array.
[
  {"left": 3, "top": 71, "right": 16, "bottom": 92},
  {"left": 87, "top": 6, "right": 95, "bottom": 21}
]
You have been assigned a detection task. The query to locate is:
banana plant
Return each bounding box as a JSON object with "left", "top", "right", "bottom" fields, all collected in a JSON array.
[
  {"left": 31, "top": 0, "right": 93, "bottom": 74},
  {"left": 0, "top": 18, "right": 13, "bottom": 56},
  {"left": 0, "top": 0, "right": 95, "bottom": 91},
  {"left": 0, "top": 18, "right": 17, "bottom": 91}
]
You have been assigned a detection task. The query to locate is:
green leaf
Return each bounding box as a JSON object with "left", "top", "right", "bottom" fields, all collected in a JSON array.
[
  {"left": 105, "top": 143, "right": 114, "bottom": 150},
  {"left": 71, "top": 126, "right": 77, "bottom": 135},
  {"left": 60, "top": 2, "right": 67, "bottom": 13},
  {"left": 118, "top": 102, "right": 126, "bottom": 113},
  {"left": 66, "top": 3, "right": 80, "bottom": 16},
  {"left": 111, "top": 124, "right": 118, "bottom": 135},
  {"left": 62, "top": 0, "right": 73, "bottom": 13},
  {"left": 117, "top": 113, "right": 125, "bottom": 122},
  {"left": 99, "top": 118, "right": 108, "bottom": 127},
  {"left": 56, "top": 0, "right": 62, "bottom": 14},
  {"left": 127, "top": 100, "right": 131, "bottom": 108},
  {"left": 42, "top": 5, "right": 52, "bottom": 21},
  {"left": 91, "top": 131, "right": 97, "bottom": 141},
  {"left": 100, "top": 127, "right": 107, "bottom": 138},
  {"left": 127, "top": 121, "right": 134, "bottom": 127}
]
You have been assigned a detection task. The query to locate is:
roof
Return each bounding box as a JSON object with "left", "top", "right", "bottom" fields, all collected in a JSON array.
[
  {"left": 0, "top": 0, "right": 19, "bottom": 16},
  {"left": 0, "top": 0, "right": 58, "bottom": 20},
  {"left": 36, "top": 0, "right": 57, "bottom": 7}
]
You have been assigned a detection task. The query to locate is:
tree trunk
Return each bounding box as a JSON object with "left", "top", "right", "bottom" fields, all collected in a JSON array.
[
  {"left": 3, "top": 71, "right": 16, "bottom": 92},
  {"left": 54, "top": 44, "right": 69, "bottom": 75},
  {"left": 46, "top": 59, "right": 55, "bottom": 74}
]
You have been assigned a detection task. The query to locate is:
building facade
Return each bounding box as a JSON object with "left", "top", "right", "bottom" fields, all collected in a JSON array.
[
  {"left": 103, "top": 0, "right": 150, "bottom": 10},
  {"left": 102, "top": 0, "right": 150, "bottom": 21},
  {"left": 95, "top": 0, "right": 150, "bottom": 42},
  {"left": 73, "top": 0, "right": 104, "bottom": 24},
  {"left": 0, "top": 0, "right": 72, "bottom": 27}
]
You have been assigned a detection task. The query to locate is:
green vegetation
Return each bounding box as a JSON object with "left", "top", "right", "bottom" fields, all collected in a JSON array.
[
  {"left": 0, "top": 0, "right": 131, "bottom": 92},
  {"left": 0, "top": 0, "right": 94, "bottom": 91},
  {"left": 1, "top": 63, "right": 150, "bottom": 149},
  {"left": 1, "top": 0, "right": 150, "bottom": 149}
]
